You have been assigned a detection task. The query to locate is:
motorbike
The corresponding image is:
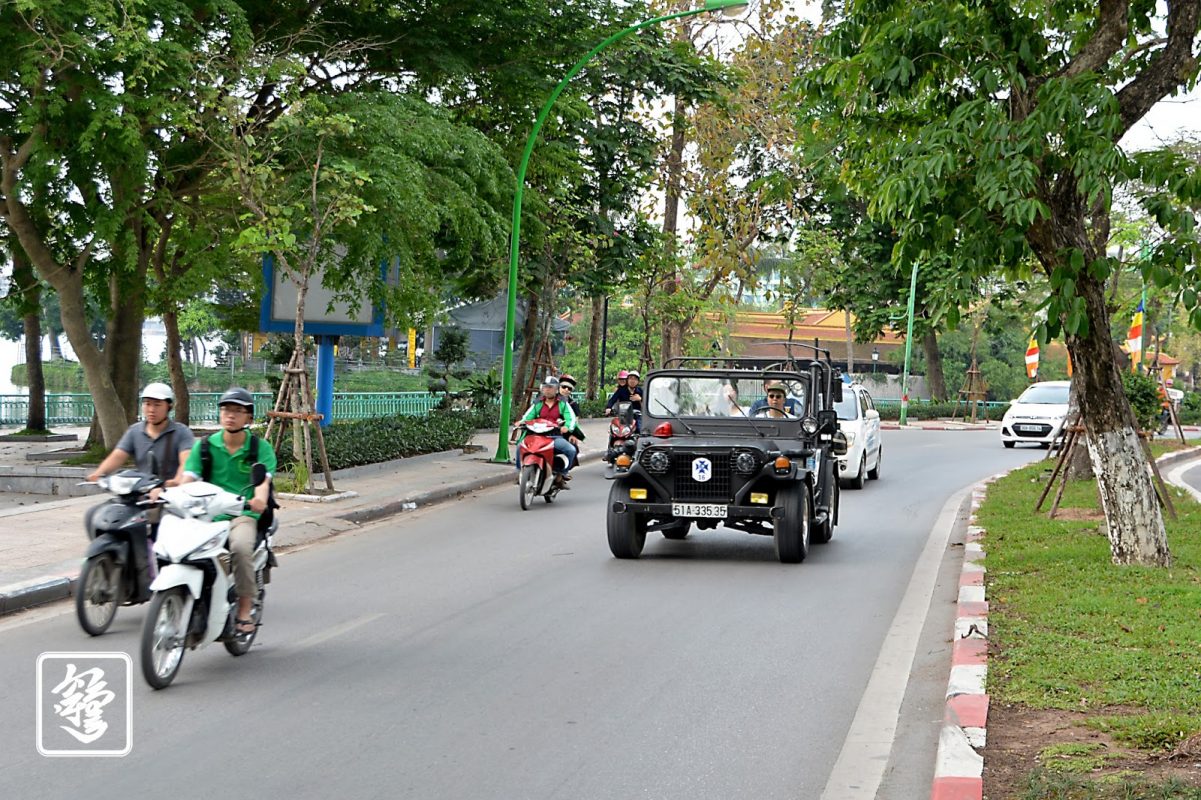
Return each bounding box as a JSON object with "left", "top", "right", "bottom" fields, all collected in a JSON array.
[
  {"left": 514, "top": 419, "right": 572, "bottom": 510},
  {"left": 604, "top": 401, "right": 640, "bottom": 464},
  {"left": 139, "top": 464, "right": 276, "bottom": 689},
  {"left": 75, "top": 470, "right": 162, "bottom": 636}
]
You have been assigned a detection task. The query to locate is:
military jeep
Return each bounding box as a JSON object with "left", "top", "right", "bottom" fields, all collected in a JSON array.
[{"left": 604, "top": 354, "right": 847, "bottom": 563}]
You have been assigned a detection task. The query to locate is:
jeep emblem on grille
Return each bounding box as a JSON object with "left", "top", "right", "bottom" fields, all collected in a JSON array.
[{"left": 691, "top": 457, "right": 713, "bottom": 482}]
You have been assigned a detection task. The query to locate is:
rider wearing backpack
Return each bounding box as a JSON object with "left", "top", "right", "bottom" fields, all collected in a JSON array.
[{"left": 181, "top": 387, "right": 277, "bottom": 636}]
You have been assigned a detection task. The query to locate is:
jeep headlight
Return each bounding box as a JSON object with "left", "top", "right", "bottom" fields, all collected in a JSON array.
[
  {"left": 641, "top": 450, "right": 671, "bottom": 475},
  {"left": 800, "top": 417, "right": 819, "bottom": 436},
  {"left": 734, "top": 451, "right": 759, "bottom": 475}
]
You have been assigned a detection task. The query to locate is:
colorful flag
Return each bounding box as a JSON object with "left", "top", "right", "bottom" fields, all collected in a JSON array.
[
  {"left": 1127, "top": 299, "right": 1144, "bottom": 373},
  {"left": 1025, "top": 336, "right": 1040, "bottom": 379}
]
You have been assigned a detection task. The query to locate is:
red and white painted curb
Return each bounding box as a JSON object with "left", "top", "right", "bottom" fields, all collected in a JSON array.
[{"left": 931, "top": 479, "right": 998, "bottom": 800}]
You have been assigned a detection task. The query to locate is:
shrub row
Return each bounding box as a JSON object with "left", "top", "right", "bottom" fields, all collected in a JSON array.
[{"left": 273, "top": 410, "right": 480, "bottom": 472}]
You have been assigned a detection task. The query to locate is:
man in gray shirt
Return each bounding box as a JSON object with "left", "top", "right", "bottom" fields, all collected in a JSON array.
[{"left": 87, "top": 383, "right": 195, "bottom": 485}]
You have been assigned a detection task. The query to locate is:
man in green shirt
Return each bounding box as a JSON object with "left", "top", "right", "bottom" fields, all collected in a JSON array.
[{"left": 181, "top": 387, "right": 276, "bottom": 635}]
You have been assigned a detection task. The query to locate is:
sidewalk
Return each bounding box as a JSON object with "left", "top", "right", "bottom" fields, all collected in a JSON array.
[{"left": 0, "top": 418, "right": 613, "bottom": 617}]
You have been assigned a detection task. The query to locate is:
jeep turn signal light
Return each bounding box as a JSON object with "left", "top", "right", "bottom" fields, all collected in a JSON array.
[
  {"left": 653, "top": 422, "right": 673, "bottom": 438},
  {"left": 750, "top": 492, "right": 769, "bottom": 504},
  {"left": 774, "top": 456, "right": 791, "bottom": 474},
  {"left": 615, "top": 454, "right": 633, "bottom": 468},
  {"left": 629, "top": 488, "right": 648, "bottom": 500}
]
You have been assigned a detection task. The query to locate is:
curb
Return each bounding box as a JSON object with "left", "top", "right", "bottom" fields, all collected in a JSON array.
[
  {"left": 930, "top": 447, "right": 1201, "bottom": 800},
  {"left": 930, "top": 479, "right": 999, "bottom": 800},
  {"left": 334, "top": 449, "right": 606, "bottom": 524},
  {"left": 0, "top": 448, "right": 607, "bottom": 618}
]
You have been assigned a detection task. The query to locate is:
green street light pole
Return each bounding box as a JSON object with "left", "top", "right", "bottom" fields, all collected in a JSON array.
[
  {"left": 898, "top": 261, "right": 919, "bottom": 427},
  {"left": 494, "top": 0, "right": 748, "bottom": 462}
]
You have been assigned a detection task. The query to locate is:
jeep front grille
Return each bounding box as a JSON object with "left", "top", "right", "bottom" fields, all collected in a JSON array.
[{"left": 671, "top": 452, "right": 733, "bottom": 502}]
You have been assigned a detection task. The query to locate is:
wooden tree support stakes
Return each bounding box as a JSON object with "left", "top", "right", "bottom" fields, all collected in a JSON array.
[{"left": 265, "top": 349, "right": 335, "bottom": 493}]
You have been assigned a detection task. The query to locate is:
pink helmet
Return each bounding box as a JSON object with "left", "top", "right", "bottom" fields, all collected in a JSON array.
[{"left": 617, "top": 370, "right": 629, "bottom": 380}]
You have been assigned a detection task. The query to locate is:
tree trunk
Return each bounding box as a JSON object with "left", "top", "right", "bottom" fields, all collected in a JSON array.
[
  {"left": 587, "top": 294, "right": 603, "bottom": 401},
  {"left": 9, "top": 243, "right": 46, "bottom": 431},
  {"left": 162, "top": 307, "right": 190, "bottom": 425},
  {"left": 513, "top": 291, "right": 540, "bottom": 415},
  {"left": 922, "top": 330, "right": 948, "bottom": 401},
  {"left": 1064, "top": 379, "right": 1093, "bottom": 480},
  {"left": 47, "top": 323, "right": 64, "bottom": 360},
  {"left": 1068, "top": 269, "right": 1169, "bottom": 566},
  {"left": 660, "top": 98, "right": 688, "bottom": 364},
  {"left": 105, "top": 272, "right": 145, "bottom": 425},
  {"left": 2, "top": 191, "right": 128, "bottom": 447}
]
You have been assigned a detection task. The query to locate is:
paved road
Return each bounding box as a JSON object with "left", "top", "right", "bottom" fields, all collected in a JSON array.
[{"left": 0, "top": 430, "right": 1039, "bottom": 800}]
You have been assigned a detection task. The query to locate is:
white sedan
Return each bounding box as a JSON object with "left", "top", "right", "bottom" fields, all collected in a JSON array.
[
  {"left": 1000, "top": 380, "right": 1071, "bottom": 448},
  {"left": 835, "top": 383, "right": 882, "bottom": 489}
]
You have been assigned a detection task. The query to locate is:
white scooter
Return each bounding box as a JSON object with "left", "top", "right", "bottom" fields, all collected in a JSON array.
[{"left": 140, "top": 464, "right": 276, "bottom": 689}]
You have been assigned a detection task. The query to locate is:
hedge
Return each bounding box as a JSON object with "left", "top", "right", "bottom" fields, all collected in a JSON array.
[{"left": 273, "top": 410, "right": 481, "bottom": 472}]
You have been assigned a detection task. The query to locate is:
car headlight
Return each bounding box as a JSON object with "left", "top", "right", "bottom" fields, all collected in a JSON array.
[
  {"left": 841, "top": 429, "right": 856, "bottom": 445},
  {"left": 641, "top": 450, "right": 671, "bottom": 475},
  {"left": 734, "top": 451, "right": 759, "bottom": 475},
  {"left": 800, "top": 417, "right": 819, "bottom": 435}
]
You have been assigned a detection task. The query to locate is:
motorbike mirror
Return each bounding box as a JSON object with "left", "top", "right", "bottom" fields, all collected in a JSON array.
[{"left": 250, "top": 463, "right": 268, "bottom": 487}]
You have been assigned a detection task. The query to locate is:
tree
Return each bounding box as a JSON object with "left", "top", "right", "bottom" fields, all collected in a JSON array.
[{"left": 808, "top": 1, "right": 1201, "bottom": 566}]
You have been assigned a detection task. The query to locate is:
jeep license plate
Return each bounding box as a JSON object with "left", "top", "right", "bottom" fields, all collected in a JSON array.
[{"left": 672, "top": 503, "right": 728, "bottom": 519}]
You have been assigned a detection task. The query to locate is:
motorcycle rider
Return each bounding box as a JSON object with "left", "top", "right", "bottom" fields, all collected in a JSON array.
[
  {"left": 603, "top": 370, "right": 631, "bottom": 416},
  {"left": 180, "top": 387, "right": 276, "bottom": 636},
  {"left": 624, "top": 370, "right": 643, "bottom": 413},
  {"left": 517, "top": 376, "right": 579, "bottom": 487},
  {"left": 557, "top": 374, "right": 586, "bottom": 455},
  {"left": 87, "top": 382, "right": 195, "bottom": 486}
]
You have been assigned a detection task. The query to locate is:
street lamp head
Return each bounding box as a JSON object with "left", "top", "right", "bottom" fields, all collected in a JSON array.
[
  {"left": 704, "top": 0, "right": 749, "bottom": 17},
  {"left": 872, "top": 347, "right": 879, "bottom": 362}
]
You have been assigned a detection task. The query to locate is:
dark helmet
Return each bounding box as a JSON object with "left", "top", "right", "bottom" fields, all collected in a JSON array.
[
  {"left": 218, "top": 387, "right": 254, "bottom": 409},
  {"left": 558, "top": 374, "right": 576, "bottom": 390}
]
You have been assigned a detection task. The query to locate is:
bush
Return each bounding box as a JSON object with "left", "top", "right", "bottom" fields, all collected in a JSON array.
[
  {"left": 275, "top": 410, "right": 482, "bottom": 472},
  {"left": 1180, "top": 390, "right": 1201, "bottom": 425},
  {"left": 578, "top": 398, "right": 608, "bottom": 419},
  {"left": 874, "top": 400, "right": 962, "bottom": 420},
  {"left": 1121, "top": 371, "right": 1163, "bottom": 433}
]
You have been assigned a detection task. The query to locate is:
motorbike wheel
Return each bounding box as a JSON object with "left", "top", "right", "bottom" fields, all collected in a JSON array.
[
  {"left": 75, "top": 553, "right": 123, "bottom": 636},
  {"left": 140, "top": 587, "right": 188, "bottom": 689},
  {"left": 519, "top": 464, "right": 539, "bottom": 510},
  {"left": 224, "top": 570, "right": 264, "bottom": 656}
]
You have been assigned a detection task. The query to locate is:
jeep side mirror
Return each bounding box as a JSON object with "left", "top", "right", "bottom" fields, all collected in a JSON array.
[
  {"left": 251, "top": 463, "right": 268, "bottom": 487},
  {"left": 831, "top": 430, "right": 848, "bottom": 456},
  {"left": 832, "top": 380, "right": 843, "bottom": 403},
  {"left": 817, "top": 409, "right": 838, "bottom": 435}
]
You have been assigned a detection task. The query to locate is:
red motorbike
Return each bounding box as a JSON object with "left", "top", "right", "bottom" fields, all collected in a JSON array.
[
  {"left": 515, "top": 419, "right": 570, "bottom": 509},
  {"left": 604, "top": 401, "right": 639, "bottom": 464}
]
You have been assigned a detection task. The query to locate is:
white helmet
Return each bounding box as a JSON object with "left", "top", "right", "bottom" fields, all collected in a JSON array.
[{"left": 141, "top": 382, "right": 175, "bottom": 404}]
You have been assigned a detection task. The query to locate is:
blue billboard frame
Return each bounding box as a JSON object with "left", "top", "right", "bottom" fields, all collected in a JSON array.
[{"left": 258, "top": 253, "right": 387, "bottom": 338}]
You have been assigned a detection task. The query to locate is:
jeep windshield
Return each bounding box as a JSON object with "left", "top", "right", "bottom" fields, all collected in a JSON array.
[{"left": 645, "top": 373, "right": 809, "bottom": 420}]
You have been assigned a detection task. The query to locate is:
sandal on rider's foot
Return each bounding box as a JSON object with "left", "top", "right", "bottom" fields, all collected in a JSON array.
[
  {"left": 235, "top": 618, "right": 256, "bottom": 635},
  {"left": 563, "top": 473, "right": 573, "bottom": 481}
]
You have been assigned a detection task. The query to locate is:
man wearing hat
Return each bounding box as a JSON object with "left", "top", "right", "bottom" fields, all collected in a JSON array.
[
  {"left": 517, "top": 376, "right": 579, "bottom": 485},
  {"left": 751, "top": 382, "right": 799, "bottom": 419},
  {"left": 748, "top": 378, "right": 803, "bottom": 417},
  {"left": 557, "top": 374, "right": 586, "bottom": 456}
]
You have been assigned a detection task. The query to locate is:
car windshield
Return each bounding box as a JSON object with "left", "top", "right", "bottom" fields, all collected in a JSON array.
[
  {"left": 1017, "top": 384, "right": 1070, "bottom": 404},
  {"left": 834, "top": 392, "right": 859, "bottom": 420},
  {"left": 646, "top": 375, "right": 808, "bottom": 418}
]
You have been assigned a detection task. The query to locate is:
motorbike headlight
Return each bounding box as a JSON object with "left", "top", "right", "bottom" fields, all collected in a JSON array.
[
  {"left": 801, "top": 417, "right": 819, "bottom": 436},
  {"left": 189, "top": 533, "right": 224, "bottom": 557},
  {"left": 734, "top": 451, "right": 759, "bottom": 475},
  {"left": 641, "top": 450, "right": 671, "bottom": 474}
]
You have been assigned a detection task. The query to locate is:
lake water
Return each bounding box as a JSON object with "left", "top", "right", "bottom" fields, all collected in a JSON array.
[{"left": 0, "top": 326, "right": 179, "bottom": 395}]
